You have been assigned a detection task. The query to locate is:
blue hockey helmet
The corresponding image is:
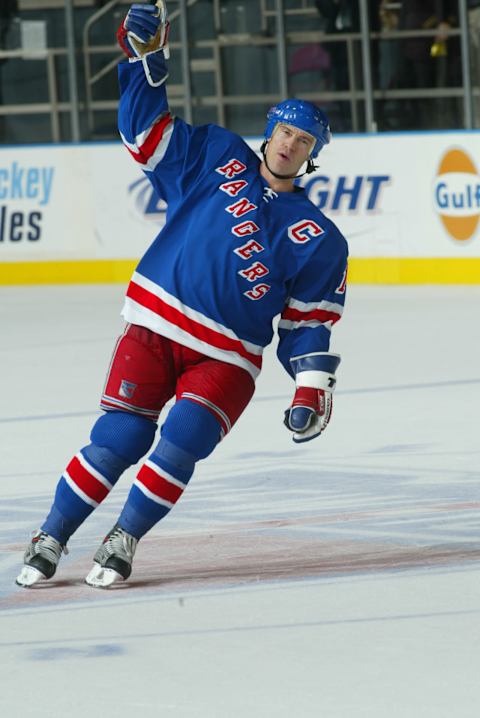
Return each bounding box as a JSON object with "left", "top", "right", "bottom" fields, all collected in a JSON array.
[{"left": 264, "top": 99, "right": 331, "bottom": 158}]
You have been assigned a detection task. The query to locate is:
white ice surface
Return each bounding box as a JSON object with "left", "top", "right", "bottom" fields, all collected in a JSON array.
[{"left": 0, "top": 284, "right": 480, "bottom": 718}]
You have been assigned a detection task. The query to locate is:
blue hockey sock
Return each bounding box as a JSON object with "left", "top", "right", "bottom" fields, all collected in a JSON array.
[
  {"left": 41, "top": 411, "right": 156, "bottom": 544},
  {"left": 118, "top": 400, "right": 221, "bottom": 539},
  {"left": 41, "top": 445, "right": 129, "bottom": 544}
]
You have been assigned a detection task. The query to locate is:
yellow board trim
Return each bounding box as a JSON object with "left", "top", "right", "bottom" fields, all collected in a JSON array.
[
  {"left": 348, "top": 258, "right": 480, "bottom": 284},
  {"left": 1, "top": 257, "right": 480, "bottom": 285},
  {"left": 0, "top": 259, "right": 138, "bottom": 285}
]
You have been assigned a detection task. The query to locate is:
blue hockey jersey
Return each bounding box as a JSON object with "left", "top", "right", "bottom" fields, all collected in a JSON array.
[{"left": 118, "top": 56, "right": 348, "bottom": 382}]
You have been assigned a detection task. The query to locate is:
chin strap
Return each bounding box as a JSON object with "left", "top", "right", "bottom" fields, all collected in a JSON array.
[{"left": 260, "top": 140, "right": 318, "bottom": 180}]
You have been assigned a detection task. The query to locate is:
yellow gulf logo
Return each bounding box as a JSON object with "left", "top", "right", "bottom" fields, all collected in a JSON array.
[{"left": 434, "top": 148, "right": 480, "bottom": 241}]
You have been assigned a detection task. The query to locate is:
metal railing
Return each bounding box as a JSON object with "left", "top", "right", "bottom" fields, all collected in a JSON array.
[
  {"left": 82, "top": 0, "right": 201, "bottom": 134},
  {"left": 0, "top": 47, "right": 66, "bottom": 143},
  {"left": 0, "top": 0, "right": 476, "bottom": 143}
]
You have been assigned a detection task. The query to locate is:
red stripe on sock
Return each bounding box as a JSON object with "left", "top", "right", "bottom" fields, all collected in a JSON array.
[
  {"left": 66, "top": 456, "right": 110, "bottom": 503},
  {"left": 137, "top": 463, "right": 184, "bottom": 504}
]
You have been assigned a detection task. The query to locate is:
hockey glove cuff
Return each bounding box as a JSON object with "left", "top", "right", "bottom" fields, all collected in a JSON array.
[{"left": 289, "top": 351, "right": 341, "bottom": 391}]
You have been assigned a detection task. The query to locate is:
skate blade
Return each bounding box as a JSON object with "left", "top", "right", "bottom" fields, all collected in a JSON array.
[
  {"left": 85, "top": 564, "right": 124, "bottom": 589},
  {"left": 16, "top": 565, "right": 45, "bottom": 588}
]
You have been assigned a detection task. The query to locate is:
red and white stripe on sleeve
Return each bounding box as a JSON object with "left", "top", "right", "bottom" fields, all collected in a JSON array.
[
  {"left": 120, "top": 112, "right": 174, "bottom": 170},
  {"left": 279, "top": 297, "right": 344, "bottom": 332}
]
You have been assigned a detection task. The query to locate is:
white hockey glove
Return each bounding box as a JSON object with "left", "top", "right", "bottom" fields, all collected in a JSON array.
[
  {"left": 284, "top": 352, "right": 340, "bottom": 443},
  {"left": 117, "top": 2, "right": 170, "bottom": 85}
]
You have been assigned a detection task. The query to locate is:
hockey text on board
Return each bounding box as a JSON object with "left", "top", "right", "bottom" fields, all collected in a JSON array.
[{"left": 0, "top": 161, "right": 53, "bottom": 243}]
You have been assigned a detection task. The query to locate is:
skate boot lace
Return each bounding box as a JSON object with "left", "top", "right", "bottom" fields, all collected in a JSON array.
[
  {"left": 98, "top": 526, "right": 137, "bottom": 564},
  {"left": 30, "top": 531, "right": 69, "bottom": 564}
]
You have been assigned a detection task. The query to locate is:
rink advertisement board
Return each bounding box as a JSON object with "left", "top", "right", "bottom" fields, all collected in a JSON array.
[{"left": 1, "top": 131, "right": 480, "bottom": 284}]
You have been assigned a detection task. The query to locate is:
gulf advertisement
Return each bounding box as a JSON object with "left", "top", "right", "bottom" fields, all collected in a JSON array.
[{"left": 1, "top": 131, "right": 480, "bottom": 284}]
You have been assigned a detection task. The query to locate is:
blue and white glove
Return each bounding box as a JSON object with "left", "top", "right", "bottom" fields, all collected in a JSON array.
[
  {"left": 117, "top": 2, "right": 170, "bottom": 86},
  {"left": 284, "top": 352, "right": 341, "bottom": 443}
]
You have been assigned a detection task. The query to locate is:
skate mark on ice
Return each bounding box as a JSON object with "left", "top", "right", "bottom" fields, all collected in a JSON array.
[
  {"left": 4, "top": 606, "right": 480, "bottom": 653},
  {"left": 27, "top": 644, "right": 124, "bottom": 661},
  {"left": 2, "top": 528, "right": 480, "bottom": 610}
]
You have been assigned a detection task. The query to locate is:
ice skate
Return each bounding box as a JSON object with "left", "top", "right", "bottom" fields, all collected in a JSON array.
[
  {"left": 85, "top": 524, "right": 138, "bottom": 588},
  {"left": 16, "top": 530, "right": 68, "bottom": 588}
]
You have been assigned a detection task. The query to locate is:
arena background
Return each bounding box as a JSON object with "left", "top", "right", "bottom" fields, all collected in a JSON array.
[{"left": 1, "top": 3, "right": 480, "bottom": 718}]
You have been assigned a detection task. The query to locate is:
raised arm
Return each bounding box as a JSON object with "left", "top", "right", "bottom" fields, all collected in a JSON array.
[{"left": 116, "top": 2, "right": 212, "bottom": 205}]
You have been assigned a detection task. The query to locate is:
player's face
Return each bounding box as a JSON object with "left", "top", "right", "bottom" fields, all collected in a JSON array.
[{"left": 266, "top": 123, "right": 315, "bottom": 175}]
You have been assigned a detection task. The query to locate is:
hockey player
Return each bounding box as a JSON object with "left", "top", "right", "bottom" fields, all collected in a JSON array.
[{"left": 16, "top": 1, "right": 348, "bottom": 589}]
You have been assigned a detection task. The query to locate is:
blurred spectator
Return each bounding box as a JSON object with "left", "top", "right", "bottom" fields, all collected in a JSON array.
[
  {"left": 378, "top": 1, "right": 401, "bottom": 91},
  {"left": 315, "top": 1, "right": 378, "bottom": 130},
  {"left": 288, "top": 43, "right": 331, "bottom": 80},
  {"left": 469, "top": 0, "right": 480, "bottom": 126},
  {"left": 397, "top": 0, "right": 459, "bottom": 128},
  {"left": 398, "top": 1, "right": 448, "bottom": 89},
  {"left": 0, "top": 0, "right": 18, "bottom": 141},
  {"left": 0, "top": 0, "right": 17, "bottom": 58},
  {"left": 316, "top": 0, "right": 359, "bottom": 35},
  {"left": 377, "top": 1, "right": 401, "bottom": 130},
  {"left": 315, "top": 0, "right": 360, "bottom": 92}
]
